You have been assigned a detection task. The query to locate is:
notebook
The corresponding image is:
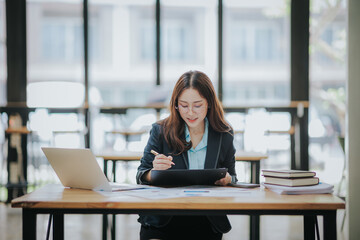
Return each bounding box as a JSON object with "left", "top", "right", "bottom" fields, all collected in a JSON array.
[
  {"left": 150, "top": 168, "right": 228, "bottom": 186},
  {"left": 41, "top": 147, "right": 144, "bottom": 192}
]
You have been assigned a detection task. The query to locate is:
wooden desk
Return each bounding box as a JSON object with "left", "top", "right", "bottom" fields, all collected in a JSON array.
[
  {"left": 97, "top": 151, "right": 266, "bottom": 240},
  {"left": 97, "top": 151, "right": 267, "bottom": 184},
  {"left": 12, "top": 184, "right": 345, "bottom": 240},
  {"left": 5, "top": 126, "right": 31, "bottom": 134}
]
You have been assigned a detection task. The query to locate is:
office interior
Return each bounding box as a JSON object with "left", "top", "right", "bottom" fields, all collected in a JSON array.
[{"left": 0, "top": 0, "right": 359, "bottom": 239}]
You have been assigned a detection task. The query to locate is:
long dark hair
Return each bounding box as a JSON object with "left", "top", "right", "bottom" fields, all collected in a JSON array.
[{"left": 159, "top": 70, "right": 232, "bottom": 154}]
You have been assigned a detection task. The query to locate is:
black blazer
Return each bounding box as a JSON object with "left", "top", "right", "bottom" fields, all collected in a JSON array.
[{"left": 136, "top": 123, "right": 237, "bottom": 233}]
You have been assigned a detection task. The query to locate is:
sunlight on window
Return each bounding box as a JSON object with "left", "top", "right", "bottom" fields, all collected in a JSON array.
[
  {"left": 27, "top": 82, "right": 84, "bottom": 108},
  {"left": 244, "top": 109, "right": 268, "bottom": 153},
  {"left": 309, "top": 0, "right": 346, "bottom": 185},
  {"left": 223, "top": 0, "right": 290, "bottom": 106},
  {"left": 161, "top": 0, "right": 218, "bottom": 86}
]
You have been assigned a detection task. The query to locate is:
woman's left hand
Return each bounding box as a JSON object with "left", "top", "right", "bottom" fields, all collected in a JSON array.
[{"left": 214, "top": 172, "right": 232, "bottom": 186}]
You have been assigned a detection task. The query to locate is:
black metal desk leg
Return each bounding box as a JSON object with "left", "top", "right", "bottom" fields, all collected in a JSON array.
[
  {"left": 324, "top": 211, "right": 337, "bottom": 240},
  {"left": 112, "top": 160, "right": 116, "bottom": 182},
  {"left": 111, "top": 214, "right": 116, "bottom": 240},
  {"left": 103, "top": 159, "right": 109, "bottom": 240},
  {"left": 103, "top": 214, "right": 108, "bottom": 240},
  {"left": 250, "top": 161, "right": 260, "bottom": 184},
  {"left": 304, "top": 215, "right": 315, "bottom": 240},
  {"left": 23, "top": 209, "right": 36, "bottom": 240},
  {"left": 250, "top": 215, "right": 260, "bottom": 240},
  {"left": 53, "top": 213, "right": 64, "bottom": 240},
  {"left": 104, "top": 160, "right": 108, "bottom": 179},
  {"left": 249, "top": 161, "right": 260, "bottom": 240}
]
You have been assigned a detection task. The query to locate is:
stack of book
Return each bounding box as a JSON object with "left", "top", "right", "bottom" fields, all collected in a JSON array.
[
  {"left": 263, "top": 182, "right": 334, "bottom": 195},
  {"left": 262, "top": 169, "right": 319, "bottom": 187},
  {"left": 262, "top": 169, "right": 334, "bottom": 195}
]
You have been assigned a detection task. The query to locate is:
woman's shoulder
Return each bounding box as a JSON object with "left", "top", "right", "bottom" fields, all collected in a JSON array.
[
  {"left": 150, "top": 121, "right": 166, "bottom": 136},
  {"left": 208, "top": 125, "right": 234, "bottom": 146},
  {"left": 209, "top": 124, "right": 234, "bottom": 137},
  {"left": 151, "top": 122, "right": 162, "bottom": 132},
  {"left": 222, "top": 129, "right": 234, "bottom": 140},
  {"left": 151, "top": 122, "right": 161, "bottom": 128}
]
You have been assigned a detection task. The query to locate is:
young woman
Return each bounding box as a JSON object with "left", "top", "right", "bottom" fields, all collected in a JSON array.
[{"left": 136, "top": 70, "right": 237, "bottom": 240}]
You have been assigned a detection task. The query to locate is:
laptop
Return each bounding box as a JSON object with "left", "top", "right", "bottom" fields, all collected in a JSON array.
[{"left": 41, "top": 147, "right": 144, "bottom": 192}]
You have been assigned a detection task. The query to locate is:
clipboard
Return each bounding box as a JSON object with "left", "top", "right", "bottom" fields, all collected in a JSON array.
[{"left": 150, "top": 168, "right": 228, "bottom": 186}]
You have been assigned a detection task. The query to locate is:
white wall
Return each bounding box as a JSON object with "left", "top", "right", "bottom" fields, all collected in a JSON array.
[{"left": 347, "top": 0, "right": 360, "bottom": 239}]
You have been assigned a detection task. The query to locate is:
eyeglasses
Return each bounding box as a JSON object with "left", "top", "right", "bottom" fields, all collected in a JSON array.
[{"left": 176, "top": 104, "right": 207, "bottom": 113}]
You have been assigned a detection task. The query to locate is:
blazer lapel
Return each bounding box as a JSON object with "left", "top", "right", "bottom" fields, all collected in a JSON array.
[
  {"left": 181, "top": 151, "right": 189, "bottom": 169},
  {"left": 180, "top": 130, "right": 189, "bottom": 169},
  {"left": 204, "top": 126, "right": 222, "bottom": 169}
]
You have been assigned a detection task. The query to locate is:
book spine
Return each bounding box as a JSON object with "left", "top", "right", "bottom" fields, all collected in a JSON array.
[
  {"left": 264, "top": 182, "right": 319, "bottom": 187},
  {"left": 262, "top": 175, "right": 316, "bottom": 179}
]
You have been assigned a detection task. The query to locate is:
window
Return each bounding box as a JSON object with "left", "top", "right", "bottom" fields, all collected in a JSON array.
[
  {"left": 309, "top": 0, "right": 346, "bottom": 185},
  {"left": 230, "top": 22, "right": 283, "bottom": 63},
  {"left": 161, "top": 0, "right": 218, "bottom": 89},
  {"left": 88, "top": 1, "right": 157, "bottom": 152},
  {"left": 139, "top": 21, "right": 155, "bottom": 61},
  {"left": 41, "top": 18, "right": 83, "bottom": 62},
  {"left": 89, "top": 1, "right": 156, "bottom": 107},
  {"left": 162, "top": 13, "right": 196, "bottom": 63},
  {"left": 223, "top": 0, "right": 290, "bottom": 106},
  {"left": 27, "top": 0, "right": 84, "bottom": 107}
]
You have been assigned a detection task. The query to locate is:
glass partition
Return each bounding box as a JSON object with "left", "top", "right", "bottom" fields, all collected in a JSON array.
[
  {"left": 161, "top": 0, "right": 218, "bottom": 91},
  {"left": 27, "top": 0, "right": 84, "bottom": 108},
  {"left": 309, "top": 0, "right": 346, "bottom": 188},
  {"left": 26, "top": 0, "right": 85, "bottom": 154},
  {"left": 88, "top": 0, "right": 157, "bottom": 152},
  {"left": 89, "top": 0, "right": 156, "bottom": 107},
  {"left": 223, "top": 0, "right": 290, "bottom": 106},
  {"left": 223, "top": 0, "right": 291, "bottom": 172}
]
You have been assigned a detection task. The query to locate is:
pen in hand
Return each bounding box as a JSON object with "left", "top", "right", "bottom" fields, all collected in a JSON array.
[
  {"left": 150, "top": 150, "right": 159, "bottom": 156},
  {"left": 151, "top": 149, "right": 175, "bottom": 166}
]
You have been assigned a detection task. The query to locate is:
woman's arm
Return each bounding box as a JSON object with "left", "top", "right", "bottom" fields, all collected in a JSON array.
[
  {"left": 216, "top": 132, "right": 238, "bottom": 185},
  {"left": 137, "top": 123, "right": 175, "bottom": 184},
  {"left": 136, "top": 123, "right": 162, "bottom": 184}
]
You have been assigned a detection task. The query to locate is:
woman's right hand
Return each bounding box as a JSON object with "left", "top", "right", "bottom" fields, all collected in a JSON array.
[
  {"left": 152, "top": 154, "right": 174, "bottom": 170},
  {"left": 144, "top": 154, "right": 174, "bottom": 182}
]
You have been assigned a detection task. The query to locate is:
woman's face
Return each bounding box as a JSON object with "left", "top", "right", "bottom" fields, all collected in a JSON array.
[{"left": 177, "top": 88, "right": 208, "bottom": 130}]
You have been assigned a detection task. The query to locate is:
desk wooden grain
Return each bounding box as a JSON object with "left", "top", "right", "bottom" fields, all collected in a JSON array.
[
  {"left": 97, "top": 151, "right": 267, "bottom": 162},
  {"left": 11, "top": 184, "right": 344, "bottom": 240},
  {"left": 12, "top": 184, "right": 344, "bottom": 211}
]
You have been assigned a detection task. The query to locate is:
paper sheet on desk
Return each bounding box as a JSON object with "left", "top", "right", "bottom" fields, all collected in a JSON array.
[
  {"left": 96, "top": 184, "right": 158, "bottom": 197},
  {"left": 263, "top": 182, "right": 334, "bottom": 195},
  {"left": 123, "top": 185, "right": 253, "bottom": 199}
]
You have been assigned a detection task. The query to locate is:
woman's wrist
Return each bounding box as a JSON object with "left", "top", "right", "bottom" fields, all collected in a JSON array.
[
  {"left": 144, "top": 169, "right": 152, "bottom": 182},
  {"left": 226, "top": 174, "right": 232, "bottom": 184}
]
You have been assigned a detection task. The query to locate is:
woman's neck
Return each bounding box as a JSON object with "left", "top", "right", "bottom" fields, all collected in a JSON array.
[{"left": 188, "top": 120, "right": 205, "bottom": 136}]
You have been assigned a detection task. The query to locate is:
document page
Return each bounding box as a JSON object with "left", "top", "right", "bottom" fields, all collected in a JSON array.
[{"left": 122, "top": 185, "right": 255, "bottom": 199}]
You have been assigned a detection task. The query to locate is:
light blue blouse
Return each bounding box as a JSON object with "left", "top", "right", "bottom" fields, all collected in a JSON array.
[{"left": 185, "top": 118, "right": 209, "bottom": 169}]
